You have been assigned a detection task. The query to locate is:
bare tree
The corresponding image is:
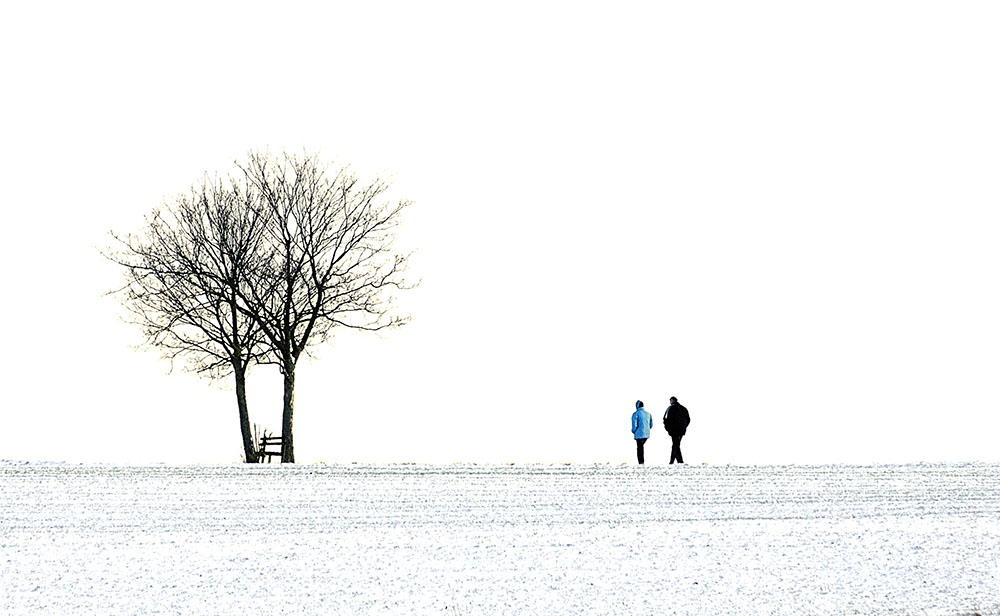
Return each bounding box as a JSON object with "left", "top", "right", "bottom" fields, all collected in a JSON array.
[
  {"left": 237, "top": 151, "right": 414, "bottom": 462},
  {"left": 108, "top": 150, "right": 414, "bottom": 463},
  {"left": 107, "top": 175, "right": 268, "bottom": 462}
]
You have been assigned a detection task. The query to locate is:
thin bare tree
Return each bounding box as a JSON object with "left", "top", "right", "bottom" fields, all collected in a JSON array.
[
  {"left": 107, "top": 175, "right": 268, "bottom": 462},
  {"left": 238, "top": 151, "right": 414, "bottom": 462}
]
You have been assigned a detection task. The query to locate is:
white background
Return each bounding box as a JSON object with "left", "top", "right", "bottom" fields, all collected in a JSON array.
[{"left": 1, "top": 1, "right": 998, "bottom": 464}]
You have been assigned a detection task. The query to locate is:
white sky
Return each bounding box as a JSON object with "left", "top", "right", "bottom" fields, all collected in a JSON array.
[{"left": 1, "top": 1, "right": 998, "bottom": 465}]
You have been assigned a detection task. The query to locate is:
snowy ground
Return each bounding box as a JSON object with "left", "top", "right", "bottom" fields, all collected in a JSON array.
[{"left": 1, "top": 463, "right": 998, "bottom": 615}]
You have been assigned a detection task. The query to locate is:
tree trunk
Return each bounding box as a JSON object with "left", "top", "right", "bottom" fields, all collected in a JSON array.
[
  {"left": 234, "top": 365, "right": 258, "bottom": 463},
  {"left": 281, "top": 366, "right": 295, "bottom": 463}
]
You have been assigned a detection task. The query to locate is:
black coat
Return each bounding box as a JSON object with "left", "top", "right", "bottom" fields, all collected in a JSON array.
[{"left": 663, "top": 403, "right": 690, "bottom": 436}]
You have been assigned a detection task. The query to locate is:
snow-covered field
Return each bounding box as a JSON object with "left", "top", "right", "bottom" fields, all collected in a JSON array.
[{"left": 1, "top": 463, "right": 998, "bottom": 615}]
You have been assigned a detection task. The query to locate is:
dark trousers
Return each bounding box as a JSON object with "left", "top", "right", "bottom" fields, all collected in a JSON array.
[
  {"left": 635, "top": 438, "right": 648, "bottom": 464},
  {"left": 670, "top": 434, "right": 684, "bottom": 464}
]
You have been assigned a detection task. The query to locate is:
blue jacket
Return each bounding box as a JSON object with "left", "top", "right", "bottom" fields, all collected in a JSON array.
[{"left": 631, "top": 407, "right": 652, "bottom": 439}]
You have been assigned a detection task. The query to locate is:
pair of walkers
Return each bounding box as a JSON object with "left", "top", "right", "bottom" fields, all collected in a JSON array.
[{"left": 630, "top": 397, "right": 691, "bottom": 465}]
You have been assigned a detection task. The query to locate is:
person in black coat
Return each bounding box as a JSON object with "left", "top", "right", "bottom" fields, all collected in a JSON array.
[{"left": 662, "top": 396, "right": 690, "bottom": 464}]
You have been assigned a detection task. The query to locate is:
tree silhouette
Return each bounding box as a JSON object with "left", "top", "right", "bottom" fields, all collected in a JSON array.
[
  {"left": 108, "top": 175, "right": 268, "bottom": 462},
  {"left": 238, "top": 151, "right": 414, "bottom": 462},
  {"left": 108, "top": 150, "right": 414, "bottom": 462}
]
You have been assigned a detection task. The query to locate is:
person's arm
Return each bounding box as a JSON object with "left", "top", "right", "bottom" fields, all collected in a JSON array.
[{"left": 631, "top": 413, "right": 637, "bottom": 434}]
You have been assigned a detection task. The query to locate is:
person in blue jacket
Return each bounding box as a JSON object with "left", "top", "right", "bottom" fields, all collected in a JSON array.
[{"left": 631, "top": 400, "right": 653, "bottom": 464}]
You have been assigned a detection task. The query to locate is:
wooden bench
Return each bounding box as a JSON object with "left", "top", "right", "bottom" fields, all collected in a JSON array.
[{"left": 258, "top": 435, "right": 283, "bottom": 463}]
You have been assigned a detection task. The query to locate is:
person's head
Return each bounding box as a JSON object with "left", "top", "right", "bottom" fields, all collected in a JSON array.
[
  {"left": 669, "top": 396, "right": 678, "bottom": 404},
  {"left": 636, "top": 400, "right": 644, "bottom": 410}
]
